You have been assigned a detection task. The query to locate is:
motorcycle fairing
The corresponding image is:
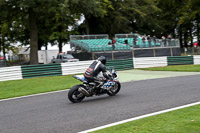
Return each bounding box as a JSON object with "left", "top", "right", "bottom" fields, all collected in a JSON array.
[{"left": 73, "top": 75, "right": 86, "bottom": 82}]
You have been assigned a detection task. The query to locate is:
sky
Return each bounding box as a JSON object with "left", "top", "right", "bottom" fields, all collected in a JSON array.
[{"left": 41, "top": 43, "right": 71, "bottom": 52}]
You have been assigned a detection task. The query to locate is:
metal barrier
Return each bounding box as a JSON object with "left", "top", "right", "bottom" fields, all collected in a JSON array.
[
  {"left": 62, "top": 59, "right": 134, "bottom": 75},
  {"left": 106, "top": 58, "right": 134, "bottom": 71},
  {"left": 167, "top": 56, "right": 194, "bottom": 66},
  {"left": 1, "top": 56, "right": 199, "bottom": 82},
  {"left": 181, "top": 47, "right": 200, "bottom": 56},
  {"left": 115, "top": 33, "right": 139, "bottom": 38},
  {"left": 61, "top": 60, "right": 93, "bottom": 75},
  {"left": 0, "top": 66, "right": 23, "bottom": 81},
  {"left": 70, "top": 34, "right": 180, "bottom": 53},
  {"left": 70, "top": 34, "right": 111, "bottom": 52},
  {"left": 115, "top": 34, "right": 180, "bottom": 48},
  {"left": 193, "top": 55, "right": 200, "bottom": 65},
  {"left": 70, "top": 34, "right": 108, "bottom": 40},
  {"left": 134, "top": 57, "right": 167, "bottom": 68},
  {"left": 21, "top": 63, "right": 62, "bottom": 78}
]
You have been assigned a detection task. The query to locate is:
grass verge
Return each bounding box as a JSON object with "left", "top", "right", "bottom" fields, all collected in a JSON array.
[
  {"left": 139, "top": 65, "right": 200, "bottom": 72},
  {"left": 0, "top": 75, "right": 81, "bottom": 100},
  {"left": 92, "top": 104, "right": 200, "bottom": 133}
]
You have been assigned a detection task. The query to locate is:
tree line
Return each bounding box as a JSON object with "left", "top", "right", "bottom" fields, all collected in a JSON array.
[{"left": 0, "top": 0, "right": 200, "bottom": 64}]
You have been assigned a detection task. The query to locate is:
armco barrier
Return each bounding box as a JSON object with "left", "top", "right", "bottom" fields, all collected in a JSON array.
[
  {"left": 0, "top": 66, "right": 23, "bottom": 81},
  {"left": 1, "top": 56, "right": 200, "bottom": 82},
  {"left": 167, "top": 56, "right": 193, "bottom": 66},
  {"left": 134, "top": 57, "right": 167, "bottom": 68},
  {"left": 21, "top": 63, "right": 62, "bottom": 78},
  {"left": 193, "top": 55, "right": 200, "bottom": 65},
  {"left": 61, "top": 60, "right": 93, "bottom": 75},
  {"left": 106, "top": 58, "right": 134, "bottom": 70}
]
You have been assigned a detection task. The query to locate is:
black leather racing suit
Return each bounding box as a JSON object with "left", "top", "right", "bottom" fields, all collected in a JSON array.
[{"left": 84, "top": 60, "right": 110, "bottom": 84}]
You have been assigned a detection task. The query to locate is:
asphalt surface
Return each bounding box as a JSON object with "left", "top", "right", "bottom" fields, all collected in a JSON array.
[{"left": 1, "top": 75, "right": 200, "bottom": 133}]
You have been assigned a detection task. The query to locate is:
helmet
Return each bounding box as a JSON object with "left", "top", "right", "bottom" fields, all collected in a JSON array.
[{"left": 98, "top": 56, "right": 106, "bottom": 65}]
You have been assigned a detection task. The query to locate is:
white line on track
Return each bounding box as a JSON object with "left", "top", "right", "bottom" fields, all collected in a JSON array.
[
  {"left": 0, "top": 89, "right": 68, "bottom": 102},
  {"left": 78, "top": 101, "right": 200, "bottom": 133}
]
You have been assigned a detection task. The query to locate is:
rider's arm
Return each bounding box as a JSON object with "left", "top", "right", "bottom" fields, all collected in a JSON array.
[{"left": 101, "top": 65, "right": 112, "bottom": 80}]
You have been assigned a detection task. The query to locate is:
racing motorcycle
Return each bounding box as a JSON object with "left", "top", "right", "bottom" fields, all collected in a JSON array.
[{"left": 68, "top": 68, "right": 121, "bottom": 103}]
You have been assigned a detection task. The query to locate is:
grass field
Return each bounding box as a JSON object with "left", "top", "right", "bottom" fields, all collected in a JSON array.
[
  {"left": 140, "top": 65, "right": 200, "bottom": 72},
  {"left": 92, "top": 104, "right": 200, "bottom": 133},
  {"left": 0, "top": 75, "right": 81, "bottom": 100}
]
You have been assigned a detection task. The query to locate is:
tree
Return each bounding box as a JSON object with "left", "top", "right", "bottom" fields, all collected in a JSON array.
[
  {"left": 48, "top": 3, "right": 74, "bottom": 52},
  {"left": 69, "top": 0, "right": 112, "bottom": 34},
  {"left": 0, "top": 0, "right": 76, "bottom": 64},
  {"left": 79, "top": 0, "right": 160, "bottom": 37},
  {"left": 178, "top": 0, "right": 200, "bottom": 45},
  {"left": 0, "top": 0, "right": 41, "bottom": 64}
]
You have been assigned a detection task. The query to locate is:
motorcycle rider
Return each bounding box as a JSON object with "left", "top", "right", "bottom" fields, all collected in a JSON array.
[{"left": 84, "top": 56, "right": 111, "bottom": 91}]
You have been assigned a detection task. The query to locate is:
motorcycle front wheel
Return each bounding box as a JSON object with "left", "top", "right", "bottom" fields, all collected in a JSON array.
[
  {"left": 107, "top": 81, "right": 121, "bottom": 96},
  {"left": 68, "top": 85, "right": 85, "bottom": 103}
]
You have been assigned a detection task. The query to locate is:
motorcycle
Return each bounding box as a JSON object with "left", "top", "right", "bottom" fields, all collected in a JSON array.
[{"left": 68, "top": 68, "right": 121, "bottom": 103}]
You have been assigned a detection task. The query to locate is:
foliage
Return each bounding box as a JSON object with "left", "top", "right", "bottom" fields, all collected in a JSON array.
[
  {"left": 0, "top": 0, "right": 77, "bottom": 63},
  {"left": 1, "top": 0, "right": 200, "bottom": 64},
  {"left": 79, "top": 0, "right": 161, "bottom": 36}
]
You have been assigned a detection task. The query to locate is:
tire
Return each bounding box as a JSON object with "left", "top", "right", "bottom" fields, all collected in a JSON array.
[
  {"left": 107, "top": 81, "right": 121, "bottom": 96},
  {"left": 68, "top": 85, "right": 85, "bottom": 103}
]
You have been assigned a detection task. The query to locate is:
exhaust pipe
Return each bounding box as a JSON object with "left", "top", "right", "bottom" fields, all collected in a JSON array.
[{"left": 78, "top": 87, "right": 90, "bottom": 96}]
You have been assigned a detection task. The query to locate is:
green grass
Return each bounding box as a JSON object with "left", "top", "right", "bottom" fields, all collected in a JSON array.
[
  {"left": 92, "top": 104, "right": 200, "bottom": 133},
  {"left": 139, "top": 65, "right": 200, "bottom": 72},
  {"left": 0, "top": 75, "right": 81, "bottom": 100}
]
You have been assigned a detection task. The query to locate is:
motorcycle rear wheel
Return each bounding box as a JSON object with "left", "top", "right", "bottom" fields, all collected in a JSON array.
[
  {"left": 68, "top": 85, "right": 85, "bottom": 103},
  {"left": 107, "top": 81, "right": 121, "bottom": 96}
]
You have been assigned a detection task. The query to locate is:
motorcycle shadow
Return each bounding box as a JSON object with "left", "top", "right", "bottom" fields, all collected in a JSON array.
[{"left": 68, "top": 94, "right": 122, "bottom": 104}]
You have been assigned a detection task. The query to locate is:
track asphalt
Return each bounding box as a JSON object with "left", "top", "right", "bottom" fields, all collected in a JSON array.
[{"left": 0, "top": 70, "right": 200, "bottom": 133}]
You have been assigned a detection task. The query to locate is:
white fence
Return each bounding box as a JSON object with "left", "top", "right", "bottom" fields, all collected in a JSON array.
[
  {"left": 61, "top": 60, "right": 94, "bottom": 75},
  {"left": 133, "top": 57, "right": 167, "bottom": 68},
  {"left": 0, "top": 66, "right": 23, "bottom": 82},
  {"left": 193, "top": 55, "right": 200, "bottom": 65}
]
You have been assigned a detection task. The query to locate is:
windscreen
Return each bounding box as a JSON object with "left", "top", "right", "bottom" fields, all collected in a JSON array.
[{"left": 63, "top": 54, "right": 74, "bottom": 59}]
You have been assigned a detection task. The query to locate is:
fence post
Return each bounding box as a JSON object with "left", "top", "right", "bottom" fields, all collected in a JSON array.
[
  {"left": 170, "top": 48, "right": 173, "bottom": 56},
  {"left": 112, "top": 51, "right": 114, "bottom": 60},
  {"left": 92, "top": 52, "right": 95, "bottom": 60},
  {"left": 184, "top": 47, "right": 187, "bottom": 56},
  {"left": 132, "top": 48, "right": 134, "bottom": 58},
  {"left": 192, "top": 47, "right": 194, "bottom": 55},
  {"left": 153, "top": 48, "right": 156, "bottom": 57}
]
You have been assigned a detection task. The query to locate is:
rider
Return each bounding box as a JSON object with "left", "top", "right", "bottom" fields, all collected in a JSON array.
[{"left": 84, "top": 56, "right": 111, "bottom": 89}]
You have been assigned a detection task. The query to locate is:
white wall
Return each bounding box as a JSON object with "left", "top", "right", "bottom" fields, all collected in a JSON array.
[
  {"left": 134, "top": 57, "right": 167, "bottom": 68},
  {"left": 61, "top": 60, "right": 94, "bottom": 75},
  {"left": 0, "top": 66, "right": 23, "bottom": 81},
  {"left": 193, "top": 55, "right": 200, "bottom": 65}
]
